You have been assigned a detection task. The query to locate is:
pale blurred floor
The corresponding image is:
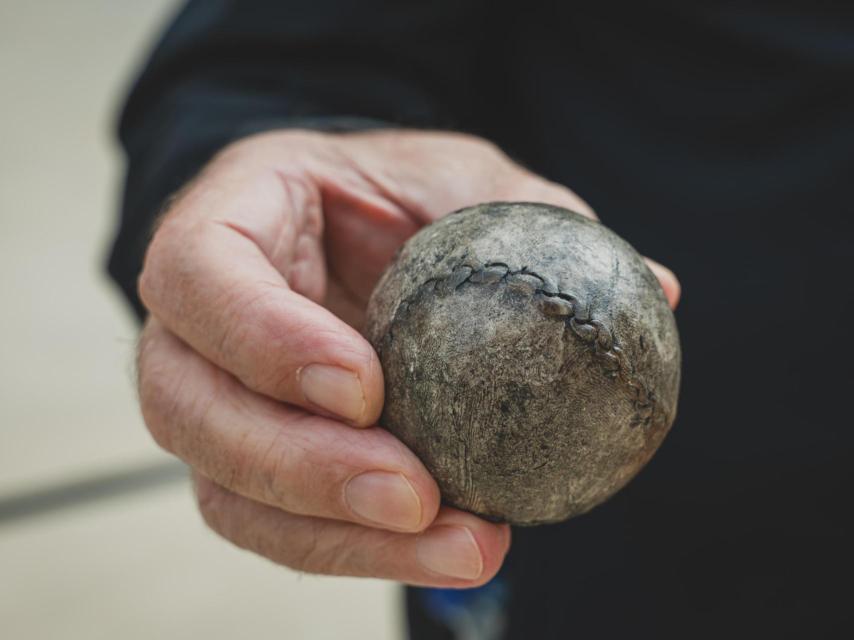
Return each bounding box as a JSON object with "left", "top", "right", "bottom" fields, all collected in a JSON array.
[{"left": 0, "top": 2, "right": 401, "bottom": 638}]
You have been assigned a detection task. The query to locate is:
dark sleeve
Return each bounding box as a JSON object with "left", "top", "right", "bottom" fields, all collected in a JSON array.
[{"left": 108, "top": 0, "right": 489, "bottom": 319}]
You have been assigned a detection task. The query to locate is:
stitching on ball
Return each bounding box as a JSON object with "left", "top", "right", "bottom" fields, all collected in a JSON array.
[{"left": 383, "top": 259, "right": 668, "bottom": 430}]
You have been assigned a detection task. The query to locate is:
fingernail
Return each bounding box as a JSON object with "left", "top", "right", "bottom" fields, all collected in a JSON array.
[
  {"left": 299, "top": 364, "right": 365, "bottom": 422},
  {"left": 345, "top": 471, "right": 422, "bottom": 531},
  {"left": 416, "top": 526, "right": 483, "bottom": 580}
]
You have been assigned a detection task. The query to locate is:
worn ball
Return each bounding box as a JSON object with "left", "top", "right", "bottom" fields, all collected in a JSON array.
[{"left": 365, "top": 202, "right": 681, "bottom": 525}]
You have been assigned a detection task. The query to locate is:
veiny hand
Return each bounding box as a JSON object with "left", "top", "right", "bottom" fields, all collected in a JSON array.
[{"left": 136, "top": 130, "right": 680, "bottom": 587}]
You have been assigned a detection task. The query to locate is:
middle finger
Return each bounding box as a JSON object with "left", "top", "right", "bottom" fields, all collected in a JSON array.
[{"left": 137, "top": 319, "right": 441, "bottom": 533}]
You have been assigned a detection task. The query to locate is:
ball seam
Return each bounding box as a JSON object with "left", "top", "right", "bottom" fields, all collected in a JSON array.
[{"left": 380, "top": 258, "right": 668, "bottom": 430}]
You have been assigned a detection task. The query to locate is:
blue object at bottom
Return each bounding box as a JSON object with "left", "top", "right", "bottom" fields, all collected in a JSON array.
[{"left": 416, "top": 573, "right": 509, "bottom": 640}]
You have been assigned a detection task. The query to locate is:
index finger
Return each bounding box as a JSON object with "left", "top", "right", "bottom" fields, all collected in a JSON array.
[{"left": 138, "top": 138, "right": 383, "bottom": 426}]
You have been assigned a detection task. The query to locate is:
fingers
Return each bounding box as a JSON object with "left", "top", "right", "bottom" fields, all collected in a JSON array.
[
  {"left": 195, "top": 473, "right": 511, "bottom": 588},
  {"left": 138, "top": 319, "right": 440, "bottom": 532},
  {"left": 644, "top": 258, "right": 682, "bottom": 309},
  {"left": 138, "top": 144, "right": 383, "bottom": 426}
]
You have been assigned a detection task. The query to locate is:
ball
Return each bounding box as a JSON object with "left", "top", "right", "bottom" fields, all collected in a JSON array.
[{"left": 364, "top": 202, "right": 681, "bottom": 525}]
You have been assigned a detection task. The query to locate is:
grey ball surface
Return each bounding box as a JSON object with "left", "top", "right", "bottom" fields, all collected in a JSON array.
[{"left": 364, "top": 202, "right": 681, "bottom": 525}]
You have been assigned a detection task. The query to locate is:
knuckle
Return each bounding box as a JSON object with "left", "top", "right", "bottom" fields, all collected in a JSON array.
[
  {"left": 213, "top": 289, "right": 261, "bottom": 380},
  {"left": 137, "top": 240, "right": 162, "bottom": 311},
  {"left": 288, "top": 521, "right": 353, "bottom": 576},
  {"left": 136, "top": 267, "right": 152, "bottom": 311},
  {"left": 137, "top": 219, "right": 179, "bottom": 313},
  {"left": 218, "top": 285, "right": 294, "bottom": 394},
  {"left": 254, "top": 425, "right": 338, "bottom": 517},
  {"left": 256, "top": 431, "right": 297, "bottom": 507},
  {"left": 136, "top": 337, "right": 174, "bottom": 452},
  {"left": 136, "top": 327, "right": 200, "bottom": 455},
  {"left": 195, "top": 478, "right": 230, "bottom": 535},
  {"left": 225, "top": 425, "right": 275, "bottom": 498},
  {"left": 287, "top": 519, "right": 325, "bottom": 573}
]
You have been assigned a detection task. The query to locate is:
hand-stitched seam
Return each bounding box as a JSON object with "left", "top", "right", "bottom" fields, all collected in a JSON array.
[{"left": 381, "top": 258, "right": 667, "bottom": 429}]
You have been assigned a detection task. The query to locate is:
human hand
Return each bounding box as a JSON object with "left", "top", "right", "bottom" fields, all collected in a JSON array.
[{"left": 136, "top": 130, "right": 680, "bottom": 587}]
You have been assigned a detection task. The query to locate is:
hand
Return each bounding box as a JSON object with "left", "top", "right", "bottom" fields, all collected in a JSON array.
[{"left": 136, "top": 130, "right": 680, "bottom": 587}]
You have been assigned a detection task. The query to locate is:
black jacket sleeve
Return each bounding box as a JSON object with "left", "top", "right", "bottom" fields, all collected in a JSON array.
[{"left": 108, "top": 0, "right": 490, "bottom": 319}]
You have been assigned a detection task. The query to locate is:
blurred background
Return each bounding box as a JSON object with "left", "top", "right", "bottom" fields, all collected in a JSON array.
[{"left": 0, "top": 2, "right": 400, "bottom": 637}]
